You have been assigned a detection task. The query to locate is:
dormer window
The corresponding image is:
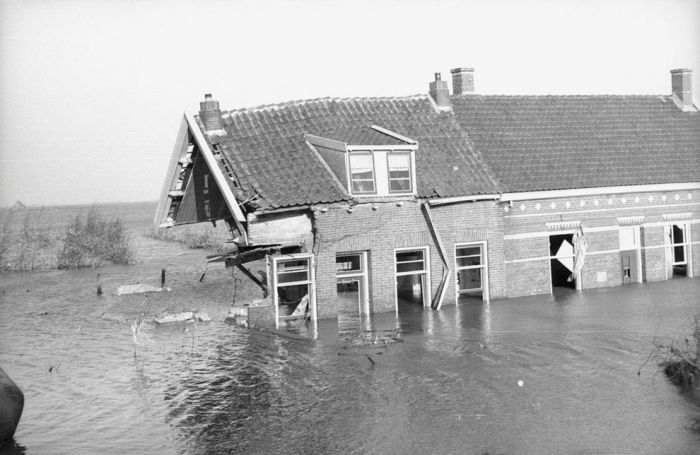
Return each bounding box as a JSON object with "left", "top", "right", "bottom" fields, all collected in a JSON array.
[
  {"left": 305, "top": 125, "right": 418, "bottom": 199},
  {"left": 349, "top": 152, "right": 376, "bottom": 193},
  {"left": 387, "top": 153, "right": 412, "bottom": 193}
]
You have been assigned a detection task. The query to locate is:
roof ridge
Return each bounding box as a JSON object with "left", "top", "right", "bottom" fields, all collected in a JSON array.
[
  {"left": 452, "top": 94, "right": 668, "bottom": 98},
  {"left": 222, "top": 94, "right": 429, "bottom": 115}
]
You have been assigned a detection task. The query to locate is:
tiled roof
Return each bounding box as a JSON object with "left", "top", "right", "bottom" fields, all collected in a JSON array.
[
  {"left": 452, "top": 95, "right": 700, "bottom": 192},
  {"left": 200, "top": 96, "right": 501, "bottom": 210},
  {"left": 321, "top": 126, "right": 412, "bottom": 146}
]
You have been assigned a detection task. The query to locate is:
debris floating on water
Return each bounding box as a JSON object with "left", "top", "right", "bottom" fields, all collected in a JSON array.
[
  {"left": 117, "top": 284, "right": 171, "bottom": 296},
  {"left": 153, "top": 311, "right": 211, "bottom": 324}
]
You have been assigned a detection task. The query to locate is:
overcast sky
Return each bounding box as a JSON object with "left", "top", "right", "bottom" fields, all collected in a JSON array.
[{"left": 1, "top": 0, "right": 698, "bottom": 207}]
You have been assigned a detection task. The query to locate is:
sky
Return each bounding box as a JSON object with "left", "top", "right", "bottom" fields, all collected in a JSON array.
[{"left": 0, "top": 0, "right": 699, "bottom": 207}]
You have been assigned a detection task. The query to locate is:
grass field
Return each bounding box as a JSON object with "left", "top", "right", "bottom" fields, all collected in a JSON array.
[{"left": 0, "top": 201, "right": 231, "bottom": 272}]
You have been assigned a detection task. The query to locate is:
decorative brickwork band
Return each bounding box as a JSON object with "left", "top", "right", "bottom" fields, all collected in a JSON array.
[
  {"left": 545, "top": 220, "right": 581, "bottom": 230},
  {"left": 617, "top": 216, "right": 644, "bottom": 225}
]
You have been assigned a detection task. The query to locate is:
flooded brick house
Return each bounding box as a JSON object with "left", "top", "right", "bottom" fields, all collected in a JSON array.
[{"left": 156, "top": 68, "right": 700, "bottom": 327}]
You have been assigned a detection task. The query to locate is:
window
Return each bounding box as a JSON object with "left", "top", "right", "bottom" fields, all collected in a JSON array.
[
  {"left": 387, "top": 153, "right": 412, "bottom": 193},
  {"left": 455, "top": 242, "right": 489, "bottom": 301},
  {"left": 336, "top": 253, "right": 363, "bottom": 273},
  {"left": 349, "top": 153, "right": 375, "bottom": 193},
  {"left": 396, "top": 249, "right": 426, "bottom": 274}
]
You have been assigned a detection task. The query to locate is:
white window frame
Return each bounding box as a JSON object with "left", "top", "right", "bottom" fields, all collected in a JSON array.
[
  {"left": 394, "top": 246, "right": 431, "bottom": 311},
  {"left": 336, "top": 251, "right": 370, "bottom": 315},
  {"left": 347, "top": 151, "right": 376, "bottom": 195},
  {"left": 271, "top": 253, "right": 317, "bottom": 329},
  {"left": 386, "top": 151, "right": 413, "bottom": 194},
  {"left": 664, "top": 222, "right": 693, "bottom": 278},
  {"left": 618, "top": 225, "right": 643, "bottom": 283},
  {"left": 454, "top": 241, "right": 489, "bottom": 302}
]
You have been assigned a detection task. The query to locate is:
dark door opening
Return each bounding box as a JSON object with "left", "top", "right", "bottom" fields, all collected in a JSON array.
[
  {"left": 395, "top": 248, "right": 429, "bottom": 310},
  {"left": 337, "top": 279, "right": 360, "bottom": 315},
  {"left": 550, "top": 233, "right": 575, "bottom": 289},
  {"left": 620, "top": 251, "right": 639, "bottom": 284}
]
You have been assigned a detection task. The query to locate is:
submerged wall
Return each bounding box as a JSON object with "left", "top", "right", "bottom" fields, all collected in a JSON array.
[{"left": 502, "top": 189, "right": 700, "bottom": 296}]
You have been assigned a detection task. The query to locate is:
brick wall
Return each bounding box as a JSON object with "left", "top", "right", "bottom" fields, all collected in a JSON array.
[
  {"left": 281, "top": 189, "right": 698, "bottom": 318},
  {"left": 502, "top": 189, "right": 699, "bottom": 296},
  {"left": 311, "top": 199, "right": 504, "bottom": 317}
]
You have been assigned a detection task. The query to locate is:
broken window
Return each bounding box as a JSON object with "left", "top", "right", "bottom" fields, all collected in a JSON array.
[
  {"left": 349, "top": 152, "right": 375, "bottom": 193},
  {"left": 273, "top": 254, "right": 316, "bottom": 325},
  {"left": 665, "top": 223, "right": 691, "bottom": 278},
  {"left": 387, "top": 152, "right": 412, "bottom": 193}
]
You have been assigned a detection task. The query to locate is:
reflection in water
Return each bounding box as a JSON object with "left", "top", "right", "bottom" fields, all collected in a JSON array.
[{"left": 1, "top": 249, "right": 700, "bottom": 454}]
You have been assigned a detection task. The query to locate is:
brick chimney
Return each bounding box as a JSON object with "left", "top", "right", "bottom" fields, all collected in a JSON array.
[
  {"left": 199, "top": 93, "right": 223, "bottom": 131},
  {"left": 451, "top": 67, "right": 474, "bottom": 95},
  {"left": 670, "top": 69, "right": 694, "bottom": 111},
  {"left": 429, "top": 73, "right": 450, "bottom": 107}
]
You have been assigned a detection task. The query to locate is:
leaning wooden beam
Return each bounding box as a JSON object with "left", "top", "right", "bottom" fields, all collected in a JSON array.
[
  {"left": 421, "top": 202, "right": 451, "bottom": 309},
  {"left": 235, "top": 264, "right": 268, "bottom": 297}
]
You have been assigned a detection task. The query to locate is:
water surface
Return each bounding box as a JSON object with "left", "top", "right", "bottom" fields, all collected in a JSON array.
[{"left": 1, "top": 230, "right": 699, "bottom": 454}]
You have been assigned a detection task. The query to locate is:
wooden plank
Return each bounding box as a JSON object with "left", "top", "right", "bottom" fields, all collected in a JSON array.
[{"left": 154, "top": 116, "right": 189, "bottom": 226}]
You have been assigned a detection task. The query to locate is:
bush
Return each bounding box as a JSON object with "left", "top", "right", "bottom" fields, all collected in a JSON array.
[
  {"left": 57, "top": 209, "right": 135, "bottom": 269},
  {"left": 641, "top": 316, "right": 700, "bottom": 388}
]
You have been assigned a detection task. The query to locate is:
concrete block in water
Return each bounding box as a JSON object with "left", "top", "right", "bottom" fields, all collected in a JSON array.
[{"left": 0, "top": 367, "right": 24, "bottom": 442}]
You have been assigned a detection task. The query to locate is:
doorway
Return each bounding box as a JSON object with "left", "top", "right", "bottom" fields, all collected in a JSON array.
[
  {"left": 619, "top": 226, "right": 642, "bottom": 284},
  {"left": 664, "top": 223, "right": 691, "bottom": 278},
  {"left": 455, "top": 242, "right": 489, "bottom": 303},
  {"left": 395, "top": 247, "right": 430, "bottom": 310},
  {"left": 336, "top": 252, "right": 369, "bottom": 315},
  {"left": 549, "top": 233, "right": 575, "bottom": 289}
]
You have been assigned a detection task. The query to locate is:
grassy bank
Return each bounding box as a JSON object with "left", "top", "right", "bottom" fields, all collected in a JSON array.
[{"left": 0, "top": 208, "right": 135, "bottom": 272}]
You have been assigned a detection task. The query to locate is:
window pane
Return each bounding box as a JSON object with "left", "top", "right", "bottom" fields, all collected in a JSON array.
[
  {"left": 350, "top": 153, "right": 373, "bottom": 169},
  {"left": 397, "top": 261, "right": 426, "bottom": 273},
  {"left": 389, "top": 179, "right": 411, "bottom": 192},
  {"left": 456, "top": 246, "right": 481, "bottom": 257},
  {"left": 351, "top": 170, "right": 374, "bottom": 180},
  {"left": 352, "top": 180, "right": 375, "bottom": 193},
  {"left": 396, "top": 250, "right": 425, "bottom": 273},
  {"left": 388, "top": 153, "right": 411, "bottom": 193},
  {"left": 396, "top": 250, "right": 423, "bottom": 263},
  {"left": 278, "top": 271, "right": 310, "bottom": 283},
  {"left": 277, "top": 259, "right": 309, "bottom": 283},
  {"left": 349, "top": 153, "right": 374, "bottom": 193},
  {"left": 456, "top": 246, "right": 482, "bottom": 267},
  {"left": 389, "top": 170, "right": 410, "bottom": 179},
  {"left": 336, "top": 254, "right": 362, "bottom": 272},
  {"left": 387, "top": 153, "right": 410, "bottom": 169}
]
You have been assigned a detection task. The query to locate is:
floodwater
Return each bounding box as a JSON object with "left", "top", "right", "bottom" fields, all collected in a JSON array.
[{"left": 1, "top": 231, "right": 700, "bottom": 454}]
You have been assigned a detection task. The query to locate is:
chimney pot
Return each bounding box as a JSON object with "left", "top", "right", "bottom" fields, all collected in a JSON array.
[
  {"left": 451, "top": 67, "right": 475, "bottom": 95},
  {"left": 429, "top": 72, "right": 451, "bottom": 108},
  {"left": 670, "top": 68, "right": 694, "bottom": 111},
  {"left": 199, "top": 93, "right": 223, "bottom": 131}
]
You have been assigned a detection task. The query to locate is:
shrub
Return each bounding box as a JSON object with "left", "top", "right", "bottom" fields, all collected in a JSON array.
[
  {"left": 641, "top": 316, "right": 700, "bottom": 388},
  {"left": 57, "top": 208, "right": 135, "bottom": 269}
]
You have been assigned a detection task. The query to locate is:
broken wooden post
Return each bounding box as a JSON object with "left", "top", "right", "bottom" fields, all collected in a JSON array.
[
  {"left": 161, "top": 269, "right": 166, "bottom": 288},
  {"left": 96, "top": 273, "right": 102, "bottom": 296}
]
